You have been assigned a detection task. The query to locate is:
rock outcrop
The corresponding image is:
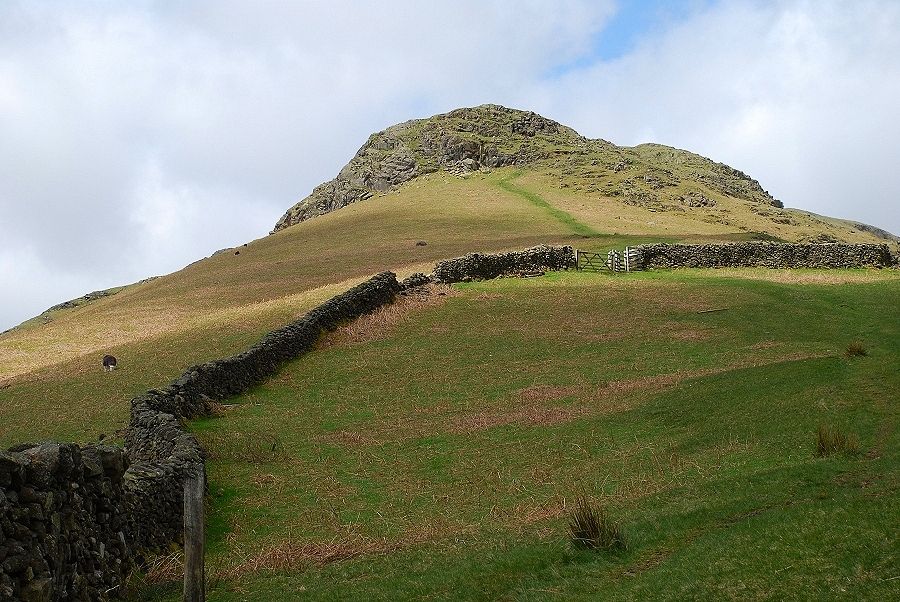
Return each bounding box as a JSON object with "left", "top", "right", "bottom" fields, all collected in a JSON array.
[{"left": 272, "top": 105, "right": 783, "bottom": 232}]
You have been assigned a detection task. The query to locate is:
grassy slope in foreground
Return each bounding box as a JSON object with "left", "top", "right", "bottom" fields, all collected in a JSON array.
[
  {"left": 1, "top": 170, "right": 587, "bottom": 446},
  {"left": 130, "top": 268, "right": 899, "bottom": 601}
]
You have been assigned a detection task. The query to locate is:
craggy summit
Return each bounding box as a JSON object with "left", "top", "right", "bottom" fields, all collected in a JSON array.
[{"left": 272, "top": 104, "right": 784, "bottom": 231}]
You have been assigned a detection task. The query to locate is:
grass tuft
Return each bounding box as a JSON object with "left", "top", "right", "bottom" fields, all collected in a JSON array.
[
  {"left": 845, "top": 342, "right": 868, "bottom": 357},
  {"left": 568, "top": 495, "right": 626, "bottom": 552},
  {"left": 815, "top": 424, "right": 860, "bottom": 457},
  {"left": 130, "top": 550, "right": 184, "bottom": 585}
]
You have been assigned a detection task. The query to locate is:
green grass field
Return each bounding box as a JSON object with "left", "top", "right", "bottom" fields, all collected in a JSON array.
[
  {"left": 1, "top": 163, "right": 897, "bottom": 600},
  {"left": 128, "top": 269, "right": 900, "bottom": 601}
]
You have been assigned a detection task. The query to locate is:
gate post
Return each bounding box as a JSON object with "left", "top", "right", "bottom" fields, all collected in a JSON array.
[{"left": 184, "top": 466, "right": 206, "bottom": 602}]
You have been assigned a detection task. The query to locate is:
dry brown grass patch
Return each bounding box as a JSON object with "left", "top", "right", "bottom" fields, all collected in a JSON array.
[
  {"left": 594, "top": 351, "right": 830, "bottom": 400},
  {"left": 318, "top": 283, "right": 457, "bottom": 349},
  {"left": 316, "top": 429, "right": 380, "bottom": 447},
  {"left": 133, "top": 550, "right": 184, "bottom": 585},
  {"left": 446, "top": 352, "right": 832, "bottom": 436},
  {"left": 582, "top": 331, "right": 630, "bottom": 343},
  {"left": 512, "top": 497, "right": 570, "bottom": 529},
  {"left": 517, "top": 384, "right": 580, "bottom": 403},
  {"left": 750, "top": 340, "right": 779, "bottom": 350},
  {"left": 448, "top": 403, "right": 585, "bottom": 435},
  {"left": 206, "top": 401, "right": 231, "bottom": 417},
  {"left": 0, "top": 279, "right": 360, "bottom": 381},
  {"left": 475, "top": 292, "right": 503, "bottom": 301},
  {"left": 250, "top": 473, "right": 278, "bottom": 486},
  {"left": 462, "top": 281, "right": 729, "bottom": 343},
  {"left": 596, "top": 373, "right": 683, "bottom": 396},
  {"left": 216, "top": 519, "right": 469, "bottom": 581},
  {"left": 220, "top": 536, "right": 392, "bottom": 579},
  {"left": 669, "top": 328, "right": 711, "bottom": 341}
]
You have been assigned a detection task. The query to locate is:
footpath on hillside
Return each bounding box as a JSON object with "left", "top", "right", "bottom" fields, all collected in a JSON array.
[{"left": 497, "top": 171, "right": 601, "bottom": 238}]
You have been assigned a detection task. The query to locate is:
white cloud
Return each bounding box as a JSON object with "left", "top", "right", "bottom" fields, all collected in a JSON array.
[
  {"left": 0, "top": 246, "right": 101, "bottom": 333},
  {"left": 529, "top": 0, "right": 900, "bottom": 232},
  {"left": 126, "top": 158, "right": 274, "bottom": 275},
  {"left": 1, "top": 0, "right": 898, "bottom": 330},
  {"left": 0, "top": 0, "right": 615, "bottom": 329}
]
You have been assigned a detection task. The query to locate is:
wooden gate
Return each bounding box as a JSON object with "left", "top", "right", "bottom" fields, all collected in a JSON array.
[
  {"left": 624, "top": 246, "right": 641, "bottom": 271},
  {"left": 576, "top": 248, "right": 641, "bottom": 273},
  {"left": 575, "top": 249, "right": 607, "bottom": 272}
]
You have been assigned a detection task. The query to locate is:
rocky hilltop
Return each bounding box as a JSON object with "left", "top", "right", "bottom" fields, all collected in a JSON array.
[{"left": 273, "top": 104, "right": 783, "bottom": 232}]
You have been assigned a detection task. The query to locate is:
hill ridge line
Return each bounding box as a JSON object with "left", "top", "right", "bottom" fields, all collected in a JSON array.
[{"left": 272, "top": 104, "right": 786, "bottom": 232}]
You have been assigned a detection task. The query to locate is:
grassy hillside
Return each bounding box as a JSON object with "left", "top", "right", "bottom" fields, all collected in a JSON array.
[
  {"left": 0, "top": 167, "right": 892, "bottom": 447},
  {"left": 129, "top": 268, "right": 900, "bottom": 600},
  {"left": 2, "top": 146, "right": 897, "bottom": 600},
  {"left": 506, "top": 169, "right": 889, "bottom": 243},
  {"left": 0, "top": 170, "right": 568, "bottom": 445}
]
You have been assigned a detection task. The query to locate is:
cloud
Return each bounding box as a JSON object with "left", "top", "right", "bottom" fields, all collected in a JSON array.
[
  {"left": 528, "top": 0, "right": 900, "bottom": 233},
  {"left": 0, "top": 0, "right": 615, "bottom": 329},
  {"left": 1, "top": 0, "right": 898, "bottom": 330}
]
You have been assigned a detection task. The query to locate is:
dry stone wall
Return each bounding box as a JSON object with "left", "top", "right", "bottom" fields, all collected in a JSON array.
[
  {"left": 0, "top": 443, "right": 131, "bottom": 601},
  {"left": 631, "top": 242, "right": 895, "bottom": 270},
  {"left": 432, "top": 245, "right": 575, "bottom": 283},
  {"left": 122, "top": 271, "right": 402, "bottom": 555}
]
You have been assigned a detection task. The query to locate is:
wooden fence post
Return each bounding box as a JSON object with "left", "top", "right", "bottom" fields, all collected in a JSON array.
[
  {"left": 184, "top": 467, "right": 206, "bottom": 602},
  {"left": 575, "top": 248, "right": 580, "bottom": 271}
]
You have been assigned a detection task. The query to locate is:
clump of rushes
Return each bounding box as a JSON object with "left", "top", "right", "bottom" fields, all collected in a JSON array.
[
  {"left": 815, "top": 424, "right": 860, "bottom": 457},
  {"left": 845, "top": 342, "right": 868, "bottom": 357},
  {"left": 568, "top": 495, "right": 626, "bottom": 551}
]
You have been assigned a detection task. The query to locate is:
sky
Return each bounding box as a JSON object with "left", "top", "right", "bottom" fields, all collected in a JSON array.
[{"left": 1, "top": 0, "right": 898, "bottom": 331}]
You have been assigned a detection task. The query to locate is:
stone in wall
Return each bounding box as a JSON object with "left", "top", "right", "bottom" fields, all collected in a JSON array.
[{"left": 399, "top": 272, "right": 433, "bottom": 290}]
